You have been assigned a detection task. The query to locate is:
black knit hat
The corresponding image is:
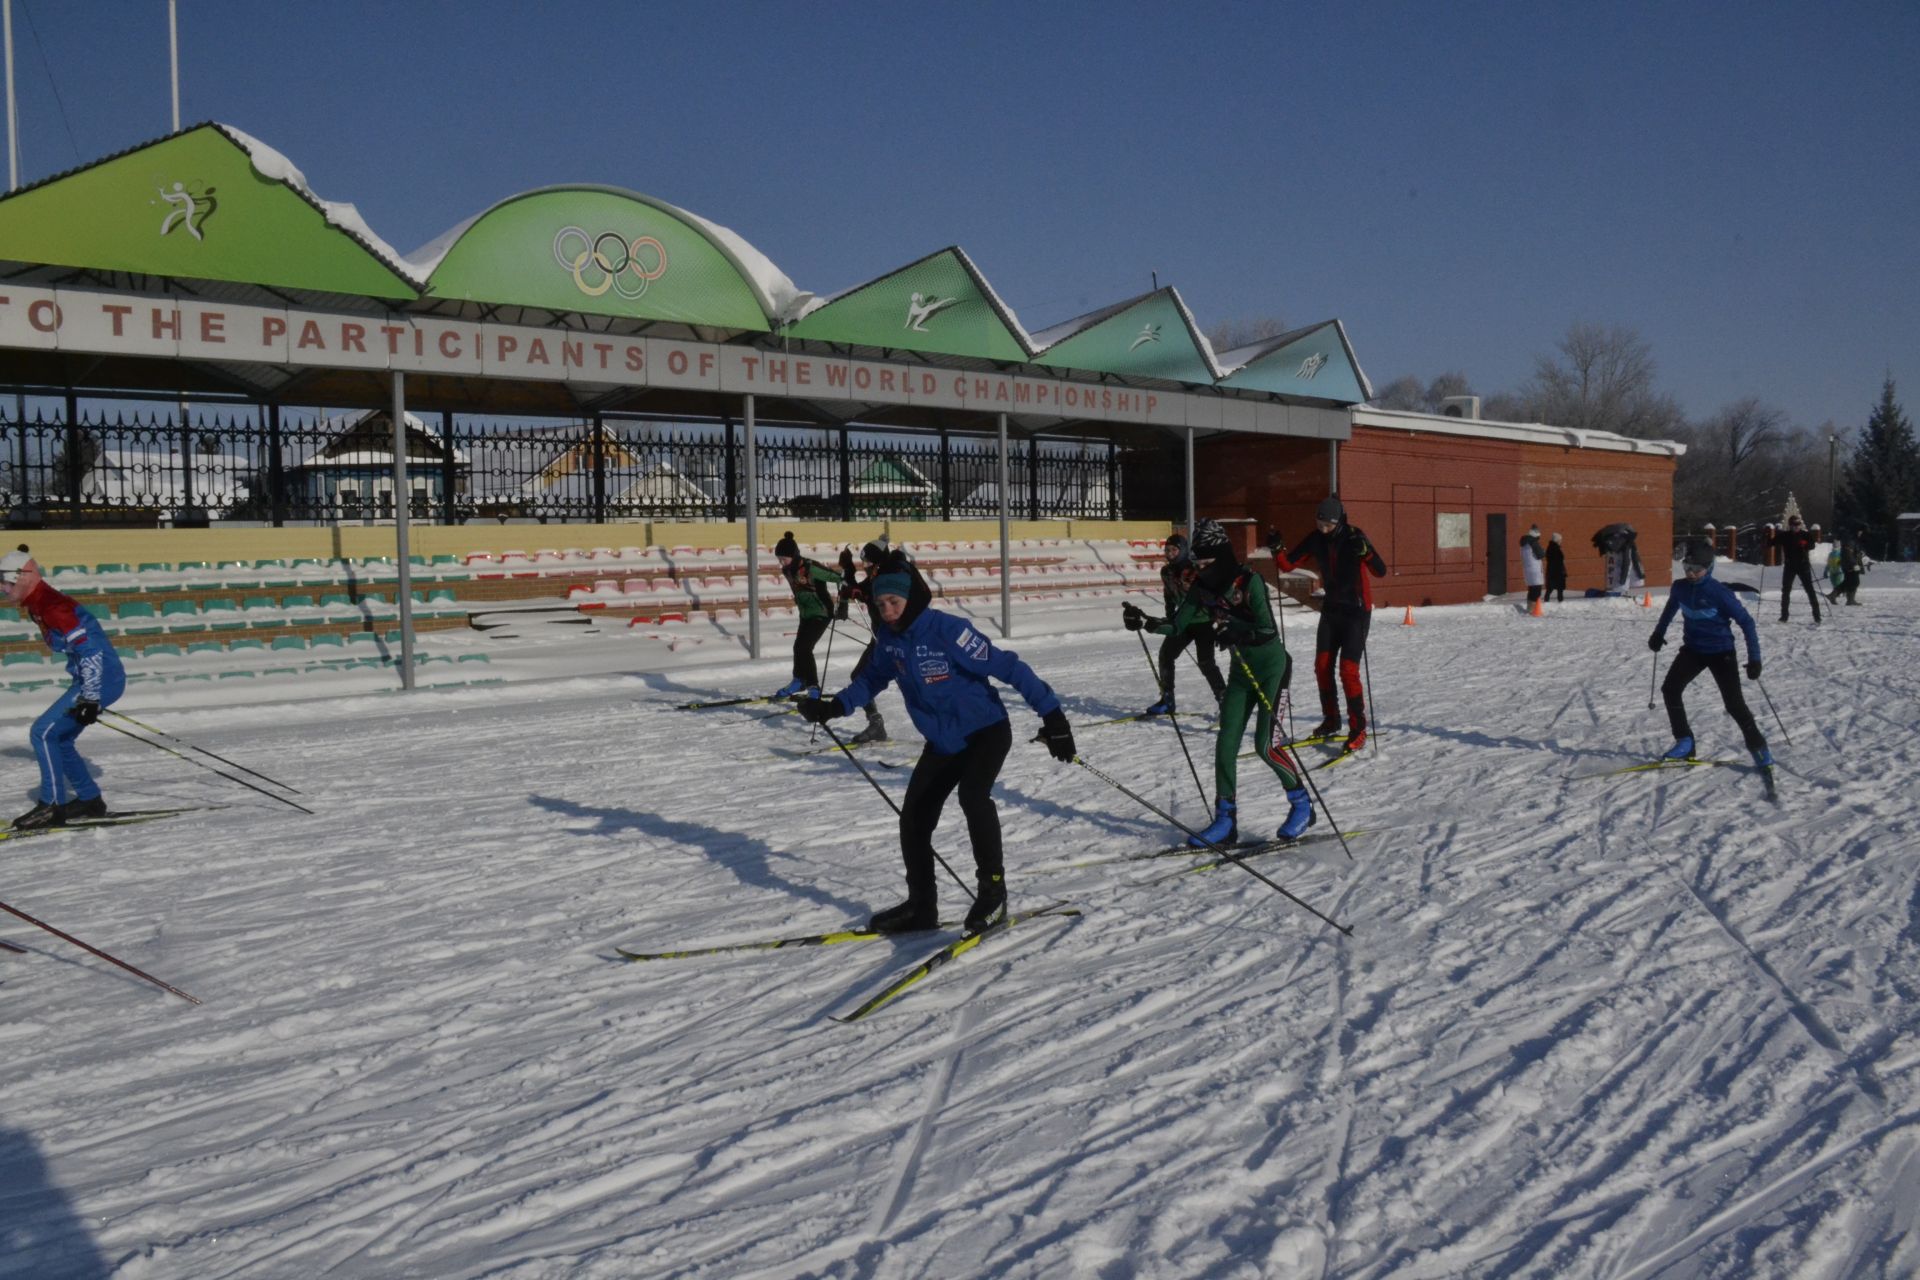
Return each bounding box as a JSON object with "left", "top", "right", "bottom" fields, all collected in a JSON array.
[
  {"left": 1189, "top": 518, "right": 1231, "bottom": 561},
  {"left": 1315, "top": 496, "right": 1345, "bottom": 523},
  {"left": 773, "top": 531, "right": 800, "bottom": 561},
  {"left": 1681, "top": 539, "right": 1714, "bottom": 571}
]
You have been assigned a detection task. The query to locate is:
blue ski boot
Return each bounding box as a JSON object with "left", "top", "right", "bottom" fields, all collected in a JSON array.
[
  {"left": 1277, "top": 788, "right": 1315, "bottom": 841},
  {"left": 1661, "top": 736, "right": 1696, "bottom": 762},
  {"left": 1143, "top": 695, "right": 1174, "bottom": 717},
  {"left": 773, "top": 677, "right": 807, "bottom": 699},
  {"left": 1750, "top": 745, "right": 1772, "bottom": 768},
  {"left": 1189, "top": 798, "right": 1237, "bottom": 848}
]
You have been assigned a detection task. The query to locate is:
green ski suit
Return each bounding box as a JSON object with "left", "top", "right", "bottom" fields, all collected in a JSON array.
[{"left": 1158, "top": 567, "right": 1301, "bottom": 799}]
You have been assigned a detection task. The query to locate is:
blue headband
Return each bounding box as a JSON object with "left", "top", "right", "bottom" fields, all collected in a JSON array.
[{"left": 872, "top": 571, "right": 911, "bottom": 599}]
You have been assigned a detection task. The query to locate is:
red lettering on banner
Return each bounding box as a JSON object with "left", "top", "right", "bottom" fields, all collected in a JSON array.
[
  {"left": 496, "top": 335, "right": 518, "bottom": 362},
  {"left": 527, "top": 338, "right": 550, "bottom": 366},
  {"left": 1146, "top": 394, "right": 1159, "bottom": 416},
  {"left": 973, "top": 379, "right": 990, "bottom": 401},
  {"left": 624, "top": 345, "right": 644, "bottom": 372},
  {"left": 199, "top": 312, "right": 226, "bottom": 344},
  {"left": 793, "top": 361, "right": 812, "bottom": 386},
  {"left": 261, "top": 316, "right": 286, "bottom": 345},
  {"left": 380, "top": 324, "right": 406, "bottom": 355},
  {"left": 439, "top": 330, "right": 461, "bottom": 359},
  {"left": 152, "top": 309, "right": 182, "bottom": 341},
  {"left": 764, "top": 357, "right": 786, "bottom": 383},
  {"left": 593, "top": 341, "right": 613, "bottom": 369},
  {"left": 825, "top": 364, "right": 848, "bottom": 388},
  {"left": 994, "top": 382, "right": 1011, "bottom": 404},
  {"left": 28, "top": 299, "right": 61, "bottom": 331},
  {"left": 561, "top": 339, "right": 584, "bottom": 368},
  {"left": 413, "top": 329, "right": 426, "bottom": 358},
  {"left": 921, "top": 372, "right": 936, "bottom": 395},
  {"left": 880, "top": 369, "right": 898, "bottom": 393},
  {"left": 1101, "top": 389, "right": 1113, "bottom": 409},
  {"left": 297, "top": 320, "right": 327, "bottom": 350},
  {"left": 698, "top": 352, "right": 715, "bottom": 378},
  {"left": 101, "top": 303, "right": 132, "bottom": 336},
  {"left": 668, "top": 349, "right": 688, "bottom": 375},
  {"left": 1015, "top": 382, "right": 1032, "bottom": 404},
  {"left": 741, "top": 355, "right": 761, "bottom": 380},
  {"left": 852, "top": 366, "right": 870, "bottom": 391},
  {"left": 1064, "top": 387, "right": 1079, "bottom": 407},
  {"left": 951, "top": 375, "right": 967, "bottom": 399},
  {"left": 340, "top": 322, "right": 366, "bottom": 353}
]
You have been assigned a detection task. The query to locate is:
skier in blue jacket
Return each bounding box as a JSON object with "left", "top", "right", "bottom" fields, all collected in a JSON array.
[
  {"left": 799, "top": 571, "right": 1076, "bottom": 934},
  {"left": 1647, "top": 540, "right": 1770, "bottom": 766}
]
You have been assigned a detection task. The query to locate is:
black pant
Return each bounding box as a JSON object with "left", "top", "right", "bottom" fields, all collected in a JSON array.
[
  {"left": 1663, "top": 649, "right": 1765, "bottom": 751},
  {"left": 1546, "top": 573, "right": 1566, "bottom": 603},
  {"left": 1526, "top": 585, "right": 1543, "bottom": 605},
  {"left": 792, "top": 615, "right": 829, "bottom": 685},
  {"left": 899, "top": 718, "right": 1011, "bottom": 907},
  {"left": 1780, "top": 564, "right": 1822, "bottom": 621},
  {"left": 1158, "top": 628, "right": 1226, "bottom": 702}
]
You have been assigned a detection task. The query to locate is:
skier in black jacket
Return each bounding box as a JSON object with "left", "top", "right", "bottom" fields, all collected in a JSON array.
[
  {"left": 1545, "top": 532, "right": 1568, "bottom": 603},
  {"left": 1767, "top": 516, "right": 1822, "bottom": 624},
  {"left": 1268, "top": 496, "right": 1387, "bottom": 752},
  {"left": 1121, "top": 533, "right": 1226, "bottom": 715}
]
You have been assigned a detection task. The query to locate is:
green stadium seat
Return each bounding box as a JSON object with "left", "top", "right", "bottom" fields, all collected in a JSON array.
[
  {"left": 138, "top": 562, "right": 172, "bottom": 572},
  {"left": 217, "top": 561, "right": 249, "bottom": 570},
  {"left": 457, "top": 653, "right": 491, "bottom": 663},
  {"left": 95, "top": 562, "right": 129, "bottom": 574},
  {"left": 270, "top": 635, "right": 307, "bottom": 651},
  {"left": 252, "top": 559, "right": 285, "bottom": 569},
  {"left": 210, "top": 621, "right": 248, "bottom": 633},
  {"left": 161, "top": 599, "right": 198, "bottom": 617},
  {"left": 228, "top": 638, "right": 265, "bottom": 651},
  {"left": 347, "top": 631, "right": 377, "bottom": 645},
  {"left": 140, "top": 643, "right": 183, "bottom": 658},
  {"left": 201, "top": 598, "right": 238, "bottom": 613},
  {"left": 218, "top": 670, "right": 258, "bottom": 679},
  {"left": 176, "top": 561, "right": 210, "bottom": 571},
  {"left": 0, "top": 608, "right": 18, "bottom": 622},
  {"left": 281, "top": 594, "right": 314, "bottom": 608},
  {"left": 431, "top": 553, "right": 458, "bottom": 565},
  {"left": 242, "top": 596, "right": 276, "bottom": 611},
  {"left": 122, "top": 625, "right": 165, "bottom": 638},
  {"left": 309, "top": 632, "right": 345, "bottom": 648},
  {"left": 428, "top": 588, "right": 458, "bottom": 603},
  {"left": 320, "top": 593, "right": 354, "bottom": 609},
  {"left": 187, "top": 641, "right": 224, "bottom": 656},
  {"left": 2, "top": 651, "right": 44, "bottom": 666},
  {"left": 117, "top": 601, "right": 158, "bottom": 619}
]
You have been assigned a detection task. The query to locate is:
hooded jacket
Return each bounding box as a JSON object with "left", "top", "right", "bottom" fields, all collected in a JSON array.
[
  {"left": 23, "top": 579, "right": 123, "bottom": 701},
  {"left": 1274, "top": 523, "right": 1386, "bottom": 611},
  {"left": 1652, "top": 564, "right": 1761, "bottom": 660},
  {"left": 1519, "top": 532, "right": 1545, "bottom": 587},
  {"left": 834, "top": 595, "right": 1060, "bottom": 754}
]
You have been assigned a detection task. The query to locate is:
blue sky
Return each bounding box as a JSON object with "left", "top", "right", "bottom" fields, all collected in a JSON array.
[{"left": 5, "top": 1, "right": 1915, "bottom": 431}]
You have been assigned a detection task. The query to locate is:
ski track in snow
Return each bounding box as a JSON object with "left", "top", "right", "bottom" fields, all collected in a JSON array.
[{"left": 2, "top": 578, "right": 1918, "bottom": 1278}]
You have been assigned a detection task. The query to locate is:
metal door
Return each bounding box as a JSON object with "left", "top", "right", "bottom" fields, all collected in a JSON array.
[{"left": 1487, "top": 513, "right": 1507, "bottom": 594}]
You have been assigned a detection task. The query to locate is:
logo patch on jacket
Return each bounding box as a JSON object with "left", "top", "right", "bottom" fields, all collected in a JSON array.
[
  {"left": 954, "top": 627, "right": 990, "bottom": 660},
  {"left": 918, "top": 658, "right": 950, "bottom": 683}
]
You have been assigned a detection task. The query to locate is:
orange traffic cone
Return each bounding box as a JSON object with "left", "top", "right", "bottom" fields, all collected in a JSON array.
[
  {"left": 1641, "top": 592, "right": 1652, "bottom": 608},
  {"left": 1529, "top": 596, "right": 1544, "bottom": 617},
  {"left": 1402, "top": 604, "right": 1415, "bottom": 626}
]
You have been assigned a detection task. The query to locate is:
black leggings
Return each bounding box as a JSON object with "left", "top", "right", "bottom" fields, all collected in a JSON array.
[
  {"left": 792, "top": 615, "right": 829, "bottom": 685},
  {"left": 1781, "top": 565, "right": 1822, "bottom": 621},
  {"left": 899, "top": 718, "right": 1011, "bottom": 905},
  {"left": 1662, "top": 649, "right": 1764, "bottom": 751},
  {"left": 1158, "top": 628, "right": 1226, "bottom": 701}
]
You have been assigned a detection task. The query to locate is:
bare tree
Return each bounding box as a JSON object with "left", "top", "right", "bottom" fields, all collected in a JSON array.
[
  {"left": 1673, "top": 398, "right": 1797, "bottom": 531},
  {"left": 1518, "top": 322, "right": 1686, "bottom": 439},
  {"left": 1369, "top": 370, "right": 1475, "bottom": 413},
  {"left": 1206, "top": 315, "right": 1291, "bottom": 354}
]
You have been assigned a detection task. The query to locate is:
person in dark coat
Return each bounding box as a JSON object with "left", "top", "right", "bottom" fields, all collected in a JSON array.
[
  {"left": 1544, "top": 532, "right": 1568, "bottom": 603},
  {"left": 1121, "top": 533, "right": 1226, "bottom": 715},
  {"left": 1648, "top": 540, "right": 1769, "bottom": 767},
  {"left": 1767, "top": 515, "right": 1822, "bottom": 624},
  {"left": 1268, "top": 496, "right": 1386, "bottom": 752}
]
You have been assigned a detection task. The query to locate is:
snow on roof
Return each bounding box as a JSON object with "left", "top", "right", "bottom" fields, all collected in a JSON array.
[
  {"left": 218, "top": 124, "right": 423, "bottom": 285},
  {"left": 1351, "top": 406, "right": 1688, "bottom": 457}
]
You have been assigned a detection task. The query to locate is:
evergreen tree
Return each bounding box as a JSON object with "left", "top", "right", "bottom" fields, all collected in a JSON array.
[{"left": 1837, "top": 378, "right": 1919, "bottom": 558}]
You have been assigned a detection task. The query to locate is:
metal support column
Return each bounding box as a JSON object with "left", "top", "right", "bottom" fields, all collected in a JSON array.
[
  {"left": 390, "top": 373, "right": 416, "bottom": 689},
  {"left": 1106, "top": 441, "right": 1119, "bottom": 520},
  {"left": 1328, "top": 439, "right": 1339, "bottom": 495},
  {"left": 998, "top": 412, "right": 1012, "bottom": 638},
  {"left": 590, "top": 412, "right": 607, "bottom": 525},
  {"left": 1028, "top": 435, "right": 1040, "bottom": 521},
  {"left": 1183, "top": 426, "right": 1195, "bottom": 533},
  {"left": 64, "top": 388, "right": 78, "bottom": 525},
  {"left": 938, "top": 426, "right": 951, "bottom": 521},
  {"left": 838, "top": 427, "right": 852, "bottom": 522},
  {"left": 266, "top": 402, "right": 286, "bottom": 527},
  {"left": 744, "top": 394, "right": 761, "bottom": 660},
  {"left": 723, "top": 414, "right": 738, "bottom": 520}
]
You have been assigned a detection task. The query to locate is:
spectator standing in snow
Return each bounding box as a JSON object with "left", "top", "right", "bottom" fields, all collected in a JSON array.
[
  {"left": 799, "top": 573, "right": 1075, "bottom": 934},
  {"left": 1519, "top": 525, "right": 1546, "bottom": 609},
  {"left": 1828, "top": 533, "right": 1865, "bottom": 606},
  {"left": 1648, "top": 540, "right": 1769, "bottom": 768},
  {"left": 1545, "top": 532, "right": 1568, "bottom": 603},
  {"left": 3, "top": 546, "right": 127, "bottom": 829},
  {"left": 1767, "top": 516, "right": 1822, "bottom": 624}
]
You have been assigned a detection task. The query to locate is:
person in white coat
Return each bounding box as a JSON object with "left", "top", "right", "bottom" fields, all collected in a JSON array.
[{"left": 1519, "top": 525, "right": 1546, "bottom": 609}]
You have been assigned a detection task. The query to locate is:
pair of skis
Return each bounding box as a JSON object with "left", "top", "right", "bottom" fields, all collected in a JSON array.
[
  {"left": 617, "top": 901, "right": 1080, "bottom": 1023},
  {"left": 1578, "top": 754, "right": 1778, "bottom": 801},
  {"left": 769, "top": 738, "right": 907, "bottom": 769},
  {"left": 0, "top": 806, "right": 211, "bottom": 846}
]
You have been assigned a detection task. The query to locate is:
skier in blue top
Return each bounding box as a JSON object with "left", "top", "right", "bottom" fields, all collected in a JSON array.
[
  {"left": 799, "top": 571, "right": 1076, "bottom": 934},
  {"left": 1647, "top": 540, "right": 1769, "bottom": 766}
]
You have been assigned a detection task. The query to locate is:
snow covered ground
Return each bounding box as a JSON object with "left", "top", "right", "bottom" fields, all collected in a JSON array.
[{"left": 3, "top": 566, "right": 1917, "bottom": 1279}]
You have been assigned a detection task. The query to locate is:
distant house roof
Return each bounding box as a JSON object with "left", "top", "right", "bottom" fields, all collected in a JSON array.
[
  {"left": 291, "top": 409, "right": 470, "bottom": 470},
  {"left": 83, "top": 447, "right": 251, "bottom": 507}
]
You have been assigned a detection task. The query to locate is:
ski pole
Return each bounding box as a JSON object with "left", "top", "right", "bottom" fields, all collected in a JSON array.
[
  {"left": 1754, "top": 677, "right": 1793, "bottom": 747},
  {"left": 1070, "top": 756, "right": 1351, "bottom": 936},
  {"left": 815, "top": 718, "right": 974, "bottom": 902},
  {"left": 810, "top": 619, "right": 839, "bottom": 745},
  {"left": 1134, "top": 629, "right": 1208, "bottom": 811},
  {"left": 99, "top": 722, "right": 315, "bottom": 815},
  {"left": 1233, "top": 651, "right": 1356, "bottom": 863},
  {"left": 107, "top": 710, "right": 300, "bottom": 793},
  {"left": 1362, "top": 646, "right": 1379, "bottom": 758},
  {"left": 0, "top": 897, "right": 201, "bottom": 1004},
  {"left": 1647, "top": 652, "right": 1660, "bottom": 712}
]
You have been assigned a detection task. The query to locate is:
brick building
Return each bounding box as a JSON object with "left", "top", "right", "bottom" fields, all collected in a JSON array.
[{"left": 1196, "top": 407, "right": 1684, "bottom": 607}]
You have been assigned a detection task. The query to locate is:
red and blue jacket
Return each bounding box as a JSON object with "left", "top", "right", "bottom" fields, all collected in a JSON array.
[{"left": 24, "top": 579, "right": 122, "bottom": 700}]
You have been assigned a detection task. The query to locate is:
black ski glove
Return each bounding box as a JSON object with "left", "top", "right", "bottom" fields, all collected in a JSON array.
[
  {"left": 1264, "top": 529, "right": 1286, "bottom": 556},
  {"left": 1039, "top": 708, "right": 1076, "bottom": 763},
  {"left": 833, "top": 593, "right": 850, "bottom": 621},
  {"left": 797, "top": 696, "right": 846, "bottom": 724},
  {"left": 1746, "top": 660, "right": 1762, "bottom": 681},
  {"left": 1647, "top": 634, "right": 1665, "bottom": 651},
  {"left": 1122, "top": 602, "right": 1160, "bottom": 632},
  {"left": 1216, "top": 616, "right": 1258, "bottom": 647},
  {"left": 68, "top": 698, "right": 101, "bottom": 726}
]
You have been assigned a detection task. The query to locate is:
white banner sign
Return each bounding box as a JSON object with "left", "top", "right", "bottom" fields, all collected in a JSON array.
[{"left": 0, "top": 286, "right": 1348, "bottom": 439}]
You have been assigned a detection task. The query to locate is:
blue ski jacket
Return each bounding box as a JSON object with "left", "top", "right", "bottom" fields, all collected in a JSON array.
[
  {"left": 26, "top": 580, "right": 124, "bottom": 702},
  {"left": 1652, "top": 566, "right": 1760, "bottom": 660},
  {"left": 835, "top": 606, "right": 1061, "bottom": 754}
]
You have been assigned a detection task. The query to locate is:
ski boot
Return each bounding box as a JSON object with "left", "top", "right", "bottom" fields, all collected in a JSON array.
[
  {"left": 57, "top": 796, "right": 106, "bottom": 823},
  {"left": 11, "top": 800, "right": 61, "bottom": 831},
  {"left": 848, "top": 709, "right": 888, "bottom": 745},
  {"left": 964, "top": 874, "right": 1007, "bottom": 933},
  {"left": 1661, "top": 736, "right": 1696, "bottom": 762},
  {"left": 1189, "top": 797, "right": 1237, "bottom": 848},
  {"left": 1750, "top": 745, "right": 1773, "bottom": 768},
  {"left": 1277, "top": 788, "right": 1315, "bottom": 841},
  {"left": 1142, "top": 695, "right": 1174, "bottom": 718},
  {"left": 773, "top": 677, "right": 808, "bottom": 699},
  {"left": 1307, "top": 715, "right": 1341, "bottom": 742},
  {"left": 868, "top": 899, "right": 938, "bottom": 934}
]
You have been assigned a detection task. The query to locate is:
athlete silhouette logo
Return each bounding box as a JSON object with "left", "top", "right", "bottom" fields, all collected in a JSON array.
[
  {"left": 1128, "top": 323, "right": 1162, "bottom": 351},
  {"left": 1296, "top": 352, "right": 1327, "bottom": 380},
  {"left": 905, "top": 292, "right": 959, "bottom": 332},
  {"left": 156, "top": 181, "right": 218, "bottom": 240}
]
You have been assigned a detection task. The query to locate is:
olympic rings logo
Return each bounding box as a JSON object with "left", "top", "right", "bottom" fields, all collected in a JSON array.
[{"left": 553, "top": 226, "right": 669, "bottom": 300}]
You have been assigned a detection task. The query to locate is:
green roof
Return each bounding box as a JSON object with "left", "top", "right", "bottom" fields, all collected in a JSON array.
[
  {"left": 1219, "top": 321, "right": 1370, "bottom": 403},
  {"left": 1032, "top": 289, "right": 1219, "bottom": 383},
  {"left": 784, "top": 248, "right": 1029, "bottom": 362}
]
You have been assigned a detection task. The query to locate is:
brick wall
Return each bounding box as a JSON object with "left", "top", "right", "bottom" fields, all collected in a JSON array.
[{"left": 1196, "top": 425, "right": 1676, "bottom": 606}]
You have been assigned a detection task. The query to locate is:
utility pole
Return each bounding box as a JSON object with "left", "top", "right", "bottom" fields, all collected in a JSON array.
[
  {"left": 168, "top": 0, "right": 180, "bottom": 131},
  {"left": 1827, "top": 433, "right": 1838, "bottom": 528},
  {"left": 4, "top": 0, "right": 18, "bottom": 189}
]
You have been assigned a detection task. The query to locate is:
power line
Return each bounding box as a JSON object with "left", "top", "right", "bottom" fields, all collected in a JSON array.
[{"left": 19, "top": 0, "right": 80, "bottom": 169}]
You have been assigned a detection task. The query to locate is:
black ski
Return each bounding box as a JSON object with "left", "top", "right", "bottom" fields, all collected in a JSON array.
[
  {"left": 0, "top": 939, "right": 25, "bottom": 955},
  {"left": 770, "top": 740, "right": 907, "bottom": 769},
  {"left": 1144, "top": 830, "right": 1362, "bottom": 882},
  {"left": 832, "top": 902, "right": 1079, "bottom": 1023},
  {"left": 672, "top": 694, "right": 784, "bottom": 711},
  {"left": 0, "top": 807, "right": 209, "bottom": 845},
  {"left": 618, "top": 917, "right": 964, "bottom": 962}
]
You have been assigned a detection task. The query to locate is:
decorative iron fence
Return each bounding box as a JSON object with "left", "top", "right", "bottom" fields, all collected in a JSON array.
[{"left": 0, "top": 404, "right": 1141, "bottom": 527}]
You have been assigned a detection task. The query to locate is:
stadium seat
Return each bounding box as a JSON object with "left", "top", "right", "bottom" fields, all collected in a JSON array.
[{"left": 271, "top": 635, "right": 307, "bottom": 651}]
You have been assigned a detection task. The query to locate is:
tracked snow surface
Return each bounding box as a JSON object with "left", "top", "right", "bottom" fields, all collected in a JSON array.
[{"left": 3, "top": 567, "right": 1917, "bottom": 1278}]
